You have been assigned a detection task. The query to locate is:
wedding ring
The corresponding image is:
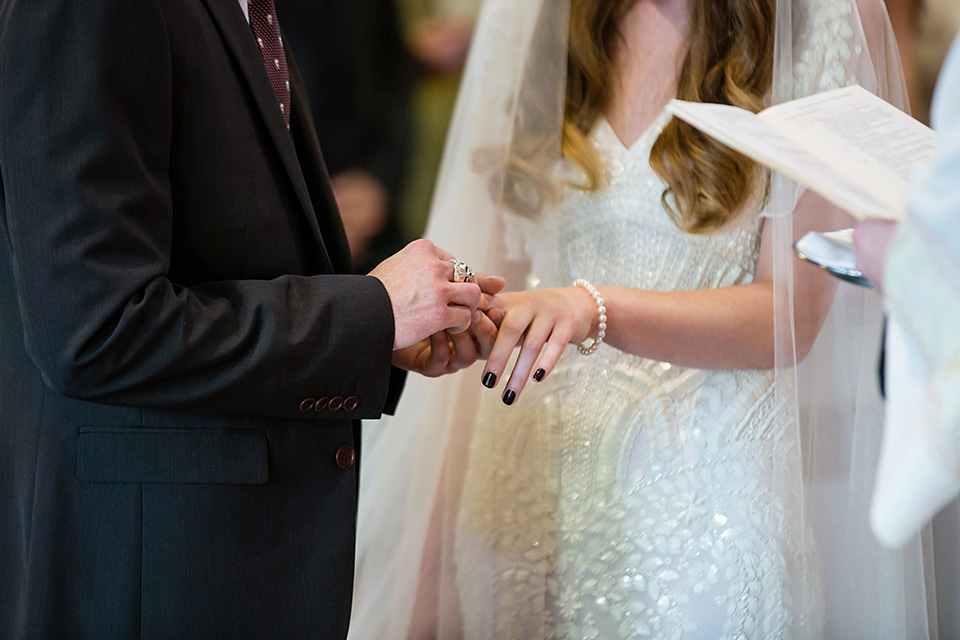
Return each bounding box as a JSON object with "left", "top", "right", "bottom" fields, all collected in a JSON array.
[{"left": 450, "top": 259, "right": 476, "bottom": 283}]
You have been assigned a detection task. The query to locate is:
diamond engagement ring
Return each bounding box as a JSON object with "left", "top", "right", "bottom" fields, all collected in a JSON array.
[{"left": 450, "top": 259, "right": 476, "bottom": 283}]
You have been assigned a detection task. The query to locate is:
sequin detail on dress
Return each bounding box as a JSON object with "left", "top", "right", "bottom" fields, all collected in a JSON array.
[{"left": 453, "top": 2, "right": 859, "bottom": 637}]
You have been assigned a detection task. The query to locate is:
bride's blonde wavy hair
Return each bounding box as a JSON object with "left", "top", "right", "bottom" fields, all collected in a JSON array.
[
  {"left": 566, "top": 0, "right": 775, "bottom": 232},
  {"left": 492, "top": 0, "right": 776, "bottom": 229}
]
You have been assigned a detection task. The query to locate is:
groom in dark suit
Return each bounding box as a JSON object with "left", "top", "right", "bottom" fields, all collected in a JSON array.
[{"left": 0, "top": 0, "right": 497, "bottom": 637}]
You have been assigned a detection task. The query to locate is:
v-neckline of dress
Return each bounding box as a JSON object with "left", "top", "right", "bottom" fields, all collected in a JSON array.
[{"left": 598, "top": 110, "right": 672, "bottom": 157}]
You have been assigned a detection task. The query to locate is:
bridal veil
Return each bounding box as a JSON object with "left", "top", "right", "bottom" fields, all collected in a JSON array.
[{"left": 349, "top": 0, "right": 952, "bottom": 637}]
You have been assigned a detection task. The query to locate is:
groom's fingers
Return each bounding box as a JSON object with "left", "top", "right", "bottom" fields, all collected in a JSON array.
[
  {"left": 370, "top": 239, "right": 494, "bottom": 349},
  {"left": 469, "top": 310, "right": 499, "bottom": 359},
  {"left": 442, "top": 304, "right": 474, "bottom": 335},
  {"left": 474, "top": 273, "right": 505, "bottom": 296},
  {"left": 439, "top": 282, "right": 482, "bottom": 335},
  {"left": 432, "top": 246, "right": 457, "bottom": 263},
  {"left": 443, "top": 281, "right": 482, "bottom": 312},
  {"left": 448, "top": 328, "right": 479, "bottom": 371},
  {"left": 424, "top": 332, "right": 452, "bottom": 377}
]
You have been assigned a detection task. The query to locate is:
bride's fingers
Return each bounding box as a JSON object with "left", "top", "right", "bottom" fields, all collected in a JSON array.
[
  {"left": 530, "top": 323, "right": 576, "bottom": 383},
  {"left": 501, "top": 317, "right": 553, "bottom": 405},
  {"left": 485, "top": 307, "right": 506, "bottom": 328},
  {"left": 479, "top": 294, "right": 506, "bottom": 329},
  {"left": 481, "top": 308, "right": 533, "bottom": 389},
  {"left": 478, "top": 292, "right": 504, "bottom": 315}
]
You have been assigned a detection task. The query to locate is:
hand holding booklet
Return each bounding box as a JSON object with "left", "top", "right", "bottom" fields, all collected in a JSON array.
[
  {"left": 671, "top": 87, "right": 954, "bottom": 549},
  {"left": 667, "top": 84, "right": 936, "bottom": 222}
]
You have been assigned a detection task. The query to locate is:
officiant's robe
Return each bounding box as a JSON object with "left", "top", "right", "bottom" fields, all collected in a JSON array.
[
  {"left": 870, "top": 34, "right": 960, "bottom": 554},
  {"left": 0, "top": 0, "right": 404, "bottom": 637}
]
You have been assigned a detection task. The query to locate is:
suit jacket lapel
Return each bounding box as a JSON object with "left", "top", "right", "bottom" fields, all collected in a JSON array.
[{"left": 200, "top": 0, "right": 335, "bottom": 274}]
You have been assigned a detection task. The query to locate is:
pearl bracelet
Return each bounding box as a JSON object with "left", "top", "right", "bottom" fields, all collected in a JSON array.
[{"left": 573, "top": 278, "right": 606, "bottom": 355}]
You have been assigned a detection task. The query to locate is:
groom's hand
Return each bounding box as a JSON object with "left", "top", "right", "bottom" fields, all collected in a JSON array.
[
  {"left": 370, "top": 239, "right": 502, "bottom": 350},
  {"left": 391, "top": 280, "right": 505, "bottom": 376},
  {"left": 391, "top": 320, "right": 494, "bottom": 377},
  {"left": 392, "top": 331, "right": 472, "bottom": 377}
]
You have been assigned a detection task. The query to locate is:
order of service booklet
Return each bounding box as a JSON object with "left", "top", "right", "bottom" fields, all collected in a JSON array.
[
  {"left": 672, "top": 87, "right": 954, "bottom": 549},
  {"left": 667, "top": 85, "right": 937, "bottom": 222}
]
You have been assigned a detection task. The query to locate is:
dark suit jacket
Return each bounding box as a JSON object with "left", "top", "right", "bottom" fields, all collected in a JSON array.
[{"left": 0, "top": 0, "right": 402, "bottom": 637}]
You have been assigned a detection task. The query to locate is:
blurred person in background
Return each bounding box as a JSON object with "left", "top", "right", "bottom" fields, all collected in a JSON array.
[
  {"left": 916, "top": 0, "right": 960, "bottom": 121},
  {"left": 885, "top": 0, "right": 923, "bottom": 116},
  {"left": 394, "top": 0, "right": 482, "bottom": 240},
  {"left": 278, "top": 0, "right": 413, "bottom": 273},
  {"left": 885, "top": 0, "right": 960, "bottom": 123}
]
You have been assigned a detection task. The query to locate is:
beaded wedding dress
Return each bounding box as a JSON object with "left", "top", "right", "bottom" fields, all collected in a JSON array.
[
  {"left": 348, "top": 1, "right": 941, "bottom": 639},
  {"left": 452, "top": 114, "right": 816, "bottom": 639}
]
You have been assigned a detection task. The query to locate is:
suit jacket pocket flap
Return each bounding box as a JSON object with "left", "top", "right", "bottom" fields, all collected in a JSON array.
[{"left": 77, "top": 427, "right": 268, "bottom": 485}]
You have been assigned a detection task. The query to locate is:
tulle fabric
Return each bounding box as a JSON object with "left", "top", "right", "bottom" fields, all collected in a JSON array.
[
  {"left": 766, "top": 1, "right": 939, "bottom": 636},
  {"left": 348, "top": 0, "right": 950, "bottom": 637},
  {"left": 349, "top": 3, "right": 562, "bottom": 636}
]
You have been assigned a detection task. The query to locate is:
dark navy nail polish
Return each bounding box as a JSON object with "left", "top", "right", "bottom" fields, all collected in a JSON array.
[
  {"left": 533, "top": 368, "right": 546, "bottom": 382},
  {"left": 502, "top": 390, "right": 516, "bottom": 406},
  {"left": 483, "top": 372, "right": 497, "bottom": 388}
]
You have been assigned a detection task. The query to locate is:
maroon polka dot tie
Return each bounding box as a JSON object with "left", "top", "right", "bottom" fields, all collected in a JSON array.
[{"left": 248, "top": 0, "right": 291, "bottom": 126}]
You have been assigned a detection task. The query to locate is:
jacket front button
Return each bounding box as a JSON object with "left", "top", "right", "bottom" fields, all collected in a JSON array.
[
  {"left": 299, "top": 398, "right": 316, "bottom": 412},
  {"left": 343, "top": 396, "right": 359, "bottom": 412},
  {"left": 335, "top": 446, "right": 356, "bottom": 470},
  {"left": 328, "top": 396, "right": 344, "bottom": 412}
]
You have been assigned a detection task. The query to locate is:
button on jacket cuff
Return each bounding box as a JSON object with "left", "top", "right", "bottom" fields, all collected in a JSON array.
[{"left": 292, "top": 274, "right": 396, "bottom": 420}]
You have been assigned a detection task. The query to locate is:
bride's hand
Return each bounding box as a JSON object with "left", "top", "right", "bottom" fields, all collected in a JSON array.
[{"left": 480, "top": 287, "right": 597, "bottom": 404}]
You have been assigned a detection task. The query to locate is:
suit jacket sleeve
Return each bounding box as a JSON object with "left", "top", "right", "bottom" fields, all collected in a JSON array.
[{"left": 0, "top": 0, "right": 397, "bottom": 420}]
